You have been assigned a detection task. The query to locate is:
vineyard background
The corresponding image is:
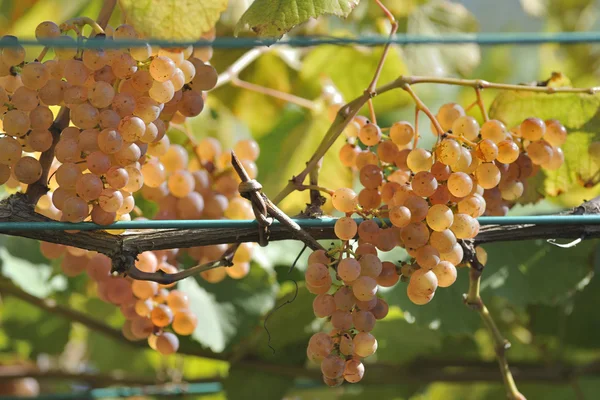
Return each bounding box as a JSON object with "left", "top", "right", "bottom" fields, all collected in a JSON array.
[{"left": 1, "top": 0, "right": 600, "bottom": 399}]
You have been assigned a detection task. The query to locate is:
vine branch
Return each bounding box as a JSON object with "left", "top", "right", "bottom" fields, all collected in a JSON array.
[
  {"left": 0, "top": 195, "right": 599, "bottom": 273},
  {"left": 464, "top": 254, "right": 524, "bottom": 399}
]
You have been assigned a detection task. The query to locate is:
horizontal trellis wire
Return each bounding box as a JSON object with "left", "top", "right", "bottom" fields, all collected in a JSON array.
[
  {"left": 0, "top": 215, "right": 599, "bottom": 232},
  {"left": 1, "top": 31, "right": 600, "bottom": 49}
]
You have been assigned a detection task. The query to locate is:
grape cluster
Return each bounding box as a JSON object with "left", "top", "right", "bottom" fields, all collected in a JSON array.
[
  {"left": 308, "top": 102, "right": 567, "bottom": 385},
  {"left": 305, "top": 245, "right": 393, "bottom": 385},
  {"left": 40, "top": 243, "right": 194, "bottom": 354},
  {"left": 0, "top": 20, "right": 264, "bottom": 354},
  {"left": 0, "top": 21, "right": 217, "bottom": 224}
]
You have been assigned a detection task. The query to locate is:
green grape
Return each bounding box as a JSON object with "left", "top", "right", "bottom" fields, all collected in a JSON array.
[
  {"left": 86, "top": 151, "right": 111, "bottom": 175},
  {"left": 437, "top": 139, "right": 461, "bottom": 166},
  {"left": 526, "top": 140, "right": 553, "bottom": 165},
  {"left": 357, "top": 219, "right": 380, "bottom": 243},
  {"left": 480, "top": 119, "right": 507, "bottom": 143},
  {"left": 172, "top": 310, "right": 198, "bottom": 335},
  {"left": 338, "top": 258, "right": 361, "bottom": 283},
  {"left": 475, "top": 139, "right": 498, "bottom": 162},
  {"left": 358, "top": 122, "right": 382, "bottom": 146},
  {"left": 406, "top": 148, "right": 433, "bottom": 173},
  {"left": 353, "top": 332, "right": 378, "bottom": 357},
  {"left": 450, "top": 213, "right": 479, "bottom": 239},
  {"left": 429, "top": 229, "right": 457, "bottom": 253},
  {"left": 118, "top": 116, "right": 146, "bottom": 142},
  {"left": 359, "top": 253, "right": 382, "bottom": 278},
  {"left": 75, "top": 173, "right": 103, "bottom": 201},
  {"left": 313, "top": 293, "right": 336, "bottom": 318},
  {"left": 432, "top": 260, "right": 457, "bottom": 287},
  {"left": 440, "top": 243, "right": 464, "bottom": 265},
  {"left": 21, "top": 62, "right": 50, "bottom": 90},
  {"left": 475, "top": 163, "right": 501, "bottom": 189},
  {"left": 426, "top": 204, "right": 454, "bottom": 232},
  {"left": 35, "top": 21, "right": 60, "bottom": 39},
  {"left": 62, "top": 196, "right": 90, "bottom": 223},
  {"left": 156, "top": 332, "right": 179, "bottom": 355},
  {"left": 332, "top": 188, "right": 358, "bottom": 213},
  {"left": 451, "top": 115, "right": 479, "bottom": 140},
  {"left": 544, "top": 119, "right": 567, "bottom": 147},
  {"left": 359, "top": 164, "right": 383, "bottom": 189},
  {"left": 499, "top": 179, "right": 524, "bottom": 201},
  {"left": 437, "top": 103, "right": 465, "bottom": 132},
  {"left": 400, "top": 222, "right": 430, "bottom": 249},
  {"left": 447, "top": 172, "right": 473, "bottom": 198},
  {"left": 389, "top": 121, "right": 414, "bottom": 146},
  {"left": 352, "top": 276, "right": 378, "bottom": 301},
  {"left": 0, "top": 136, "right": 20, "bottom": 165},
  {"left": 150, "top": 56, "right": 177, "bottom": 82},
  {"left": 415, "top": 245, "right": 440, "bottom": 270},
  {"left": 497, "top": 140, "right": 519, "bottom": 164},
  {"left": 520, "top": 117, "right": 545, "bottom": 141},
  {"left": 13, "top": 156, "right": 42, "bottom": 184},
  {"left": 412, "top": 171, "right": 438, "bottom": 197},
  {"left": 321, "top": 354, "right": 346, "bottom": 379}
]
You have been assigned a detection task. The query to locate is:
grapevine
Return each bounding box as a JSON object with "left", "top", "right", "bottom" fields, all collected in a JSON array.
[{"left": 0, "top": 1, "right": 599, "bottom": 400}]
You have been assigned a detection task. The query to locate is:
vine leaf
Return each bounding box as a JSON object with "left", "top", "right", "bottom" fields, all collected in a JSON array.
[
  {"left": 235, "top": 0, "right": 360, "bottom": 37},
  {"left": 119, "top": 0, "right": 228, "bottom": 39}
]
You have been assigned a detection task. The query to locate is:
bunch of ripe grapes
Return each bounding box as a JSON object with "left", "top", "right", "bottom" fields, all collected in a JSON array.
[
  {"left": 307, "top": 102, "right": 567, "bottom": 385},
  {"left": 0, "top": 20, "right": 261, "bottom": 354}
]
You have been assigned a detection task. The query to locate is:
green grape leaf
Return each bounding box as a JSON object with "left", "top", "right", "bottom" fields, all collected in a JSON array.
[
  {"left": 235, "top": 0, "right": 360, "bottom": 37},
  {"left": 178, "top": 264, "right": 277, "bottom": 353},
  {"left": 530, "top": 247, "right": 600, "bottom": 348},
  {"left": 252, "top": 283, "right": 316, "bottom": 359},
  {"left": 1, "top": 297, "right": 71, "bottom": 357},
  {"left": 371, "top": 310, "right": 443, "bottom": 363},
  {"left": 489, "top": 85, "right": 600, "bottom": 207},
  {"left": 479, "top": 240, "right": 597, "bottom": 306},
  {"left": 301, "top": 45, "right": 410, "bottom": 113},
  {"left": 0, "top": 237, "right": 65, "bottom": 298},
  {"left": 223, "top": 366, "right": 295, "bottom": 400},
  {"left": 87, "top": 330, "right": 159, "bottom": 374},
  {"left": 119, "top": 0, "right": 228, "bottom": 39}
]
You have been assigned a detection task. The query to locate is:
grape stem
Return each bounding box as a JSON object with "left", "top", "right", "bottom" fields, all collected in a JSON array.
[
  {"left": 475, "top": 87, "right": 489, "bottom": 122},
  {"left": 24, "top": 108, "right": 70, "bottom": 205},
  {"left": 295, "top": 184, "right": 334, "bottom": 196},
  {"left": 126, "top": 243, "right": 240, "bottom": 284},
  {"left": 465, "top": 251, "right": 525, "bottom": 400},
  {"left": 366, "top": 0, "right": 399, "bottom": 124},
  {"left": 60, "top": 17, "right": 105, "bottom": 36},
  {"left": 96, "top": 0, "right": 117, "bottom": 30},
  {"left": 230, "top": 77, "right": 317, "bottom": 110},
  {"left": 214, "top": 47, "right": 270, "bottom": 88}
]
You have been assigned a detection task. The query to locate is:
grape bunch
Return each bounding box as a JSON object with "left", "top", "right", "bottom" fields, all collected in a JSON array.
[
  {"left": 307, "top": 102, "right": 567, "bottom": 385},
  {"left": 305, "top": 246, "right": 393, "bottom": 386},
  {"left": 0, "top": 20, "right": 264, "bottom": 354},
  {"left": 36, "top": 134, "right": 260, "bottom": 354},
  {"left": 0, "top": 21, "right": 218, "bottom": 224}
]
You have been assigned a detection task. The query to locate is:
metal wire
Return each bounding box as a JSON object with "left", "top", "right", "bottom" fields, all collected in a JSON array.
[
  {"left": 0, "top": 215, "right": 598, "bottom": 231},
  {"left": 1, "top": 31, "right": 600, "bottom": 49}
]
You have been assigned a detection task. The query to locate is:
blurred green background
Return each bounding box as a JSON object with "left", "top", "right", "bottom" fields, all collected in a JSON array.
[{"left": 1, "top": 0, "right": 600, "bottom": 399}]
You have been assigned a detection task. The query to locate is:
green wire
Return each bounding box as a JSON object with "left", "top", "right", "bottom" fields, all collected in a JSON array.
[
  {"left": 0, "top": 215, "right": 598, "bottom": 232},
  {"left": 1, "top": 31, "right": 600, "bottom": 48}
]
